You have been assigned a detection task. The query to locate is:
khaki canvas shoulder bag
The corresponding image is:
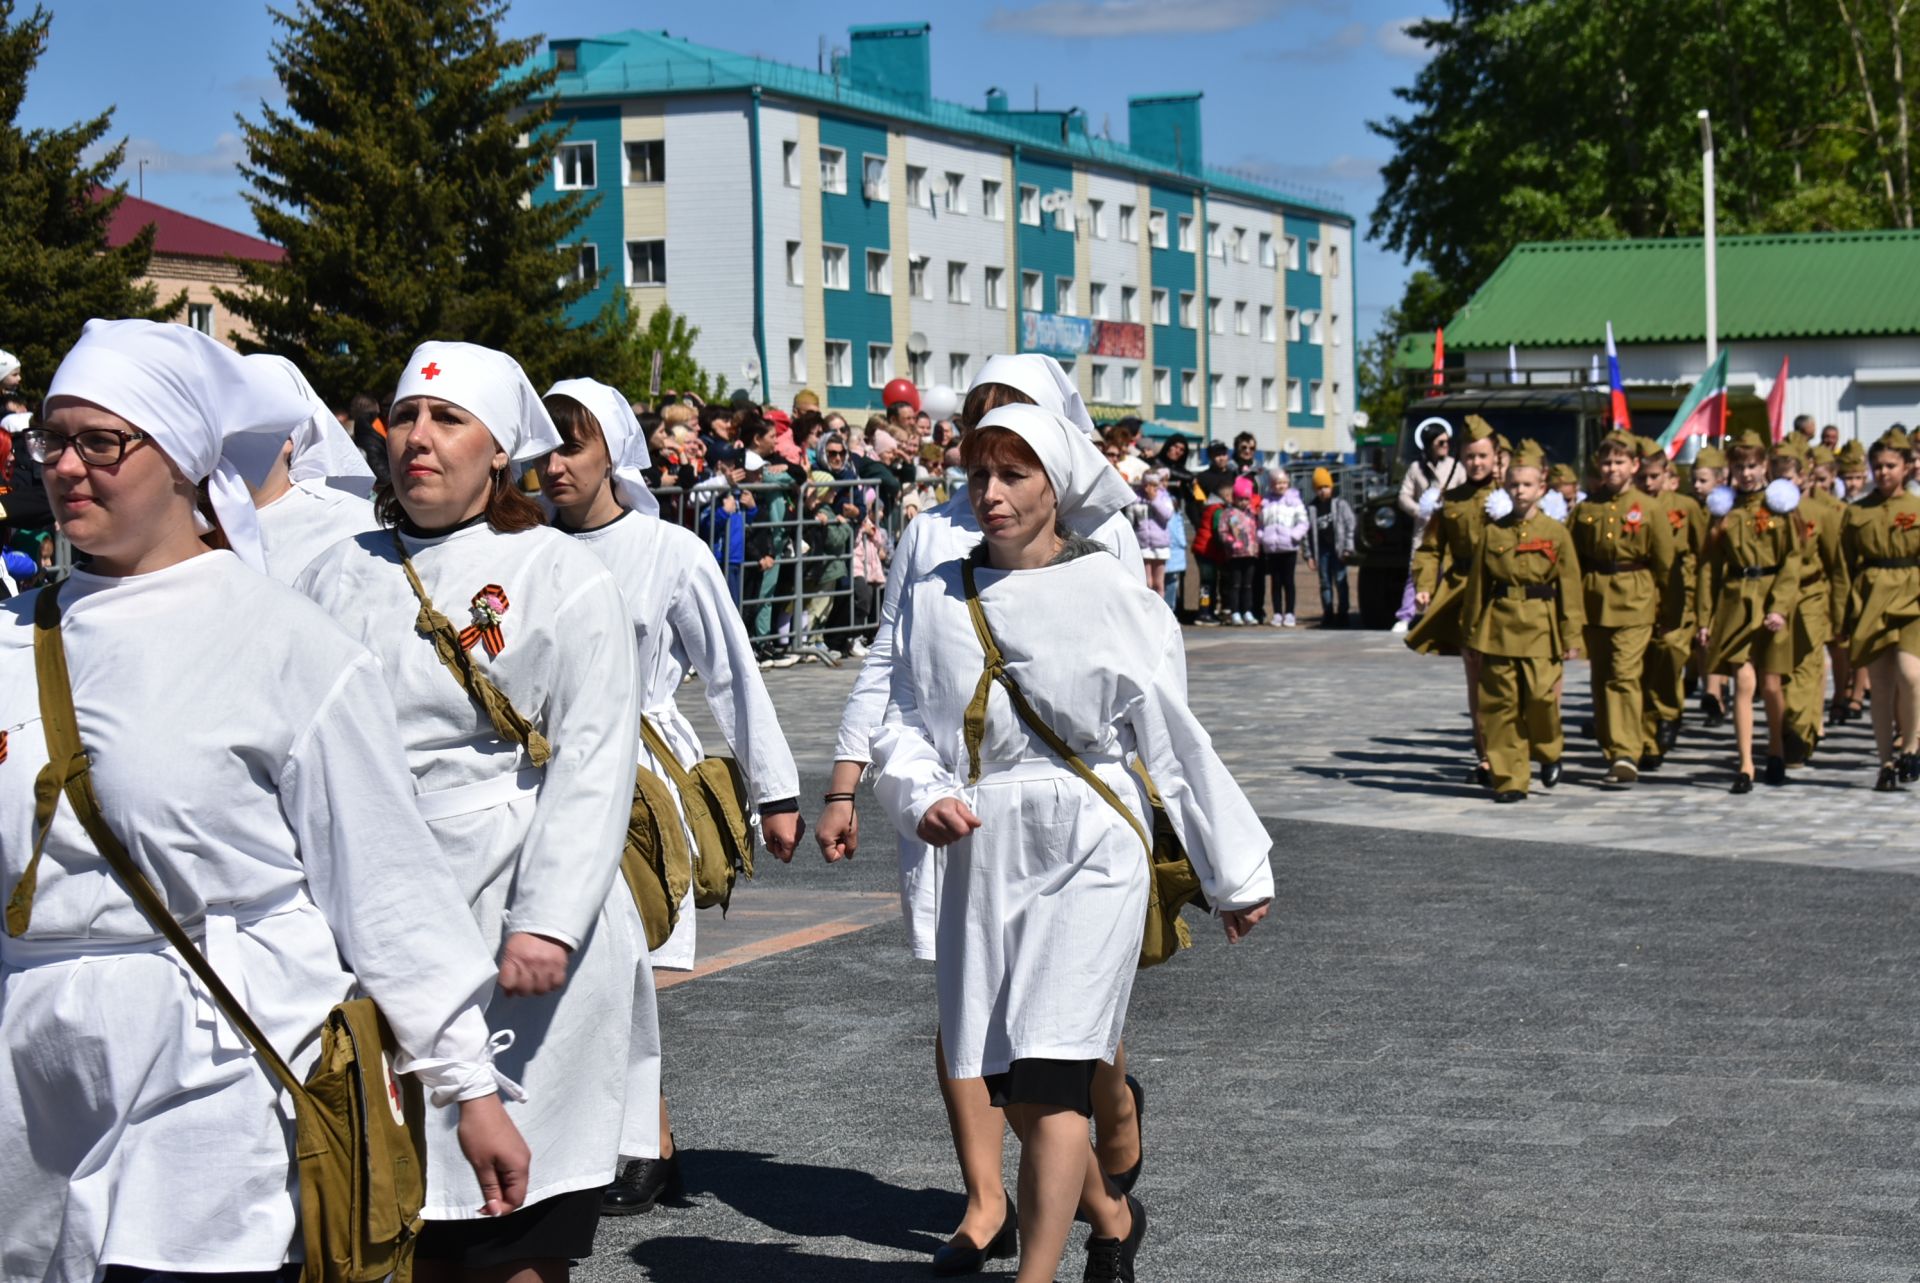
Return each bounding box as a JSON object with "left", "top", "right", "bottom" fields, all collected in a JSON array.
[
  {"left": 9, "top": 582, "right": 426, "bottom": 1283},
  {"left": 639, "top": 717, "right": 756, "bottom": 913},
  {"left": 391, "top": 537, "right": 683, "bottom": 949},
  {"left": 959, "top": 552, "right": 1209, "bottom": 968}
]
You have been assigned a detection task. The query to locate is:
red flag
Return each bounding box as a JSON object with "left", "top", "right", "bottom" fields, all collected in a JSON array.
[
  {"left": 1766, "top": 354, "right": 1791, "bottom": 442},
  {"left": 1429, "top": 327, "right": 1445, "bottom": 398}
]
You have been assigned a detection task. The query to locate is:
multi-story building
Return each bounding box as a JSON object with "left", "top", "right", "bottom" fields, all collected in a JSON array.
[
  {"left": 99, "top": 191, "right": 282, "bottom": 347},
  {"left": 528, "top": 22, "right": 1358, "bottom": 454}
]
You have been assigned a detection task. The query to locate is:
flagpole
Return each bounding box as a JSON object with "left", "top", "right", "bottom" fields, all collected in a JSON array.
[{"left": 1695, "top": 108, "right": 1717, "bottom": 457}]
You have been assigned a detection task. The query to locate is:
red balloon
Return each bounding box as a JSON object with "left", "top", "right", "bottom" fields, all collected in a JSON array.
[{"left": 882, "top": 378, "right": 921, "bottom": 412}]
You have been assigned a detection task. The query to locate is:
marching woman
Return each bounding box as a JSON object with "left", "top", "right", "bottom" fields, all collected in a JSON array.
[
  {"left": 1837, "top": 429, "right": 1920, "bottom": 791},
  {"left": 247, "top": 354, "right": 380, "bottom": 584},
  {"left": 870, "top": 402, "right": 1274, "bottom": 1283},
  {"left": 297, "top": 342, "right": 643, "bottom": 1278},
  {"left": 816, "top": 355, "right": 1148, "bottom": 1275},
  {"left": 1, "top": 321, "right": 528, "bottom": 1282},
  {"left": 538, "top": 377, "right": 803, "bottom": 1214}
]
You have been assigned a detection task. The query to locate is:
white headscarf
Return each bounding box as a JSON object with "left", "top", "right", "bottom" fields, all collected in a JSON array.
[
  {"left": 545, "top": 377, "right": 659, "bottom": 516},
  {"left": 0, "top": 350, "right": 18, "bottom": 381},
  {"left": 247, "top": 353, "right": 376, "bottom": 498},
  {"left": 972, "top": 354, "right": 1097, "bottom": 437},
  {"left": 46, "top": 319, "right": 315, "bottom": 573},
  {"left": 973, "top": 402, "right": 1136, "bottom": 537},
  {"left": 391, "top": 341, "right": 561, "bottom": 463}
]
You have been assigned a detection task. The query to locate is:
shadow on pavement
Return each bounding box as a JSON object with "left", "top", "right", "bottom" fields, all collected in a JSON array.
[
  {"left": 677, "top": 1149, "right": 960, "bottom": 1254},
  {"left": 628, "top": 1236, "right": 966, "bottom": 1282}
]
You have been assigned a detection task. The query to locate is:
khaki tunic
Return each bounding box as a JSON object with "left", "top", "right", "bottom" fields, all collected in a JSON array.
[
  {"left": 1840, "top": 491, "right": 1920, "bottom": 666},
  {"left": 1785, "top": 488, "right": 1848, "bottom": 744},
  {"left": 1406, "top": 476, "right": 1494, "bottom": 657},
  {"left": 1698, "top": 490, "right": 1805, "bottom": 675},
  {"left": 1572, "top": 488, "right": 1677, "bottom": 762}
]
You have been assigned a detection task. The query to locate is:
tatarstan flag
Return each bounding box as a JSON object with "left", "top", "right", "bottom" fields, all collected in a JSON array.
[{"left": 1657, "top": 350, "right": 1729, "bottom": 459}]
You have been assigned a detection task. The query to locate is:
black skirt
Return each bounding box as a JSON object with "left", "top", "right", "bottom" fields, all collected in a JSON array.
[
  {"left": 984, "top": 1057, "right": 1098, "bottom": 1117},
  {"left": 415, "top": 1187, "right": 603, "bottom": 1267}
]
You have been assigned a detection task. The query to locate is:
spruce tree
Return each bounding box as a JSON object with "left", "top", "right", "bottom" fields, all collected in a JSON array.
[
  {"left": 0, "top": 1, "right": 177, "bottom": 402},
  {"left": 222, "top": 0, "right": 627, "bottom": 406}
]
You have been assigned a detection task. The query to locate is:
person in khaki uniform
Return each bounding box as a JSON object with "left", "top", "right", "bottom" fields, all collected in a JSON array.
[
  {"left": 1460, "top": 444, "right": 1583, "bottom": 802},
  {"left": 1809, "top": 444, "right": 1858, "bottom": 726},
  {"left": 1634, "top": 443, "right": 1704, "bottom": 768},
  {"left": 1834, "top": 439, "right": 1875, "bottom": 720},
  {"left": 1837, "top": 429, "right": 1920, "bottom": 790},
  {"left": 1688, "top": 445, "right": 1731, "bottom": 725},
  {"left": 1407, "top": 415, "right": 1500, "bottom": 781},
  {"left": 1572, "top": 430, "right": 1677, "bottom": 786},
  {"left": 1773, "top": 439, "right": 1847, "bottom": 765},
  {"left": 1697, "top": 429, "right": 1807, "bottom": 793}
]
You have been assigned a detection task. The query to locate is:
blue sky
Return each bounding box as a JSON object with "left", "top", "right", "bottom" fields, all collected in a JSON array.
[{"left": 21, "top": 0, "right": 1432, "bottom": 334}]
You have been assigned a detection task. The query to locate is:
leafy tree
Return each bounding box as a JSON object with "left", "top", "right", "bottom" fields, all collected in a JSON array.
[
  {"left": 1357, "top": 270, "right": 1451, "bottom": 439},
  {"left": 1368, "top": 0, "right": 1908, "bottom": 331},
  {"left": 222, "top": 0, "right": 629, "bottom": 406},
  {"left": 0, "top": 1, "right": 178, "bottom": 401},
  {"left": 607, "top": 304, "right": 724, "bottom": 406}
]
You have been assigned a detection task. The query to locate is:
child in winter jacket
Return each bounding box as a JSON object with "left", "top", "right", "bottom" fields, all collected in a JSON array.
[
  {"left": 1213, "top": 476, "right": 1263, "bottom": 624},
  {"left": 1135, "top": 470, "right": 1176, "bottom": 595},
  {"left": 1260, "top": 467, "right": 1309, "bottom": 626}
]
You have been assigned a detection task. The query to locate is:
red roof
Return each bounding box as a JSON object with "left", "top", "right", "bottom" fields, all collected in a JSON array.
[{"left": 95, "top": 189, "right": 285, "bottom": 263}]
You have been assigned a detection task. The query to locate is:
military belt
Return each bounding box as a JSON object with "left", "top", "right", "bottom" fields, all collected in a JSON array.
[
  {"left": 1865, "top": 556, "right": 1920, "bottom": 570},
  {"left": 1732, "top": 564, "right": 1782, "bottom": 579},
  {"left": 1491, "top": 581, "right": 1558, "bottom": 601},
  {"left": 1588, "top": 560, "right": 1650, "bottom": 574}
]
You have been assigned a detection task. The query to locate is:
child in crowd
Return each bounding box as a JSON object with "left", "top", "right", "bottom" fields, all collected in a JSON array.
[
  {"left": 1776, "top": 440, "right": 1847, "bottom": 765},
  {"left": 1697, "top": 429, "right": 1805, "bottom": 793},
  {"left": 1305, "top": 466, "right": 1356, "bottom": 628},
  {"left": 1218, "top": 477, "right": 1262, "bottom": 624},
  {"left": 1461, "top": 443, "right": 1583, "bottom": 802},
  {"left": 1165, "top": 503, "right": 1188, "bottom": 619},
  {"left": 1689, "top": 445, "right": 1731, "bottom": 725},
  {"left": 1260, "top": 466, "right": 1308, "bottom": 626},
  {"left": 1838, "top": 429, "right": 1920, "bottom": 790},
  {"left": 1135, "top": 469, "right": 1175, "bottom": 597},
  {"left": 1634, "top": 444, "right": 1704, "bottom": 769}
]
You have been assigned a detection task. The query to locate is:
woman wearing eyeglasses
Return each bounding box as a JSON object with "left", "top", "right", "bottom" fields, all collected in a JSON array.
[{"left": 0, "top": 321, "right": 529, "bottom": 1283}]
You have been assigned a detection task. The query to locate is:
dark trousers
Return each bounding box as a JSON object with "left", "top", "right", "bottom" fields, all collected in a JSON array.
[
  {"left": 1316, "top": 546, "right": 1349, "bottom": 621},
  {"left": 1223, "top": 557, "right": 1257, "bottom": 615},
  {"left": 1262, "top": 550, "right": 1298, "bottom": 618}
]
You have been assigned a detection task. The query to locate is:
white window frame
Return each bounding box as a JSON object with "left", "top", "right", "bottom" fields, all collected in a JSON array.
[
  {"left": 1330, "top": 312, "right": 1342, "bottom": 346},
  {"left": 1287, "top": 377, "right": 1302, "bottom": 413},
  {"left": 1151, "top": 288, "right": 1169, "bottom": 325},
  {"left": 1053, "top": 199, "right": 1073, "bottom": 233},
  {"left": 1235, "top": 226, "right": 1250, "bottom": 262},
  {"left": 1261, "top": 377, "right": 1277, "bottom": 412},
  {"left": 1178, "top": 291, "right": 1195, "bottom": 329},
  {"left": 1259, "top": 304, "right": 1275, "bottom": 342},
  {"left": 1119, "top": 204, "right": 1137, "bottom": 243},
  {"left": 785, "top": 240, "right": 804, "bottom": 286},
  {"left": 1018, "top": 184, "right": 1041, "bottom": 226},
  {"left": 1310, "top": 378, "right": 1325, "bottom": 414},
  {"left": 1090, "top": 362, "right": 1109, "bottom": 401},
  {"left": 1206, "top": 221, "right": 1222, "bottom": 258},
  {"left": 1120, "top": 365, "right": 1140, "bottom": 403},
  {"left": 1307, "top": 239, "right": 1322, "bottom": 274},
  {"left": 906, "top": 164, "right": 927, "bottom": 208},
  {"left": 982, "top": 178, "right": 1004, "bottom": 221},
  {"left": 867, "top": 342, "right": 894, "bottom": 388},
  {"left": 949, "top": 353, "right": 970, "bottom": 386},
  {"left": 1258, "top": 231, "right": 1275, "bottom": 268},
  {"left": 1056, "top": 276, "right": 1076, "bottom": 316},
  {"left": 1210, "top": 374, "right": 1225, "bottom": 409},
  {"left": 865, "top": 249, "right": 892, "bottom": 296},
  {"left": 1284, "top": 235, "right": 1299, "bottom": 269},
  {"left": 1206, "top": 296, "right": 1222, "bottom": 334},
  {"left": 909, "top": 254, "right": 931, "bottom": 300},
  {"left": 1154, "top": 367, "right": 1171, "bottom": 404},
  {"left": 187, "top": 301, "right": 213, "bottom": 334},
  {"left": 1148, "top": 209, "right": 1168, "bottom": 249},
  {"left": 782, "top": 140, "right": 801, "bottom": 187},
  {"left": 624, "top": 238, "right": 665, "bottom": 287},
  {"left": 1305, "top": 310, "right": 1323, "bottom": 344},
  {"left": 1177, "top": 214, "right": 1194, "bottom": 252},
  {"left": 1327, "top": 244, "right": 1341, "bottom": 278},
  {"left": 1088, "top": 198, "right": 1106, "bottom": 239},
  {"left": 984, "top": 265, "right": 1006, "bottom": 309},
  {"left": 943, "top": 171, "right": 968, "bottom": 214},
  {"left": 825, "top": 339, "right": 852, "bottom": 387},
  {"left": 1181, "top": 369, "right": 1197, "bottom": 406},
  {"left": 559, "top": 242, "right": 598, "bottom": 288},
  {"left": 787, "top": 338, "right": 806, "bottom": 383},
  {"left": 622, "top": 139, "right": 664, "bottom": 185},
  {"left": 1021, "top": 270, "right": 1043, "bottom": 310},
  {"left": 908, "top": 349, "right": 931, "bottom": 387},
  {"left": 1233, "top": 301, "right": 1248, "bottom": 335},
  {"left": 820, "top": 146, "right": 847, "bottom": 194},
  {"left": 822, "top": 243, "right": 849, "bottom": 291},
  {"left": 1286, "top": 307, "right": 1300, "bottom": 341},
  {"left": 554, "top": 141, "right": 596, "bottom": 190},
  {"left": 948, "top": 260, "right": 972, "bottom": 304},
  {"left": 862, "top": 154, "right": 889, "bottom": 202},
  {"left": 1090, "top": 281, "right": 1109, "bottom": 320},
  {"left": 1120, "top": 285, "right": 1139, "bottom": 323},
  {"left": 1235, "top": 376, "right": 1251, "bottom": 411}
]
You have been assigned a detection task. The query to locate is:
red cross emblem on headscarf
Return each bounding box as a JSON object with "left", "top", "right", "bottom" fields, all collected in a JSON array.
[{"left": 420, "top": 362, "right": 442, "bottom": 380}]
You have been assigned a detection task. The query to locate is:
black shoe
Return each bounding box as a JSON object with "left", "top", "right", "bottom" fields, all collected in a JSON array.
[
  {"left": 932, "top": 1190, "right": 1018, "bottom": 1276},
  {"left": 1539, "top": 760, "right": 1562, "bottom": 789},
  {"left": 1702, "top": 695, "right": 1726, "bottom": 728},
  {"left": 1847, "top": 699, "right": 1865, "bottom": 723},
  {"left": 1782, "top": 730, "right": 1810, "bottom": 768},
  {"left": 1829, "top": 697, "right": 1849, "bottom": 727},
  {"left": 603, "top": 1147, "right": 684, "bottom": 1216},
  {"left": 1658, "top": 719, "right": 1682, "bottom": 754},
  {"left": 1472, "top": 762, "right": 1492, "bottom": 788},
  {"left": 1083, "top": 1194, "right": 1146, "bottom": 1283},
  {"left": 1493, "top": 790, "right": 1526, "bottom": 803},
  {"left": 1106, "top": 1075, "right": 1145, "bottom": 1197},
  {"left": 1876, "top": 765, "right": 1902, "bottom": 793},
  {"left": 1638, "top": 753, "right": 1664, "bottom": 773},
  {"left": 1763, "top": 755, "right": 1787, "bottom": 786},
  {"left": 1900, "top": 753, "right": 1920, "bottom": 784},
  {"left": 1730, "top": 771, "right": 1753, "bottom": 795}
]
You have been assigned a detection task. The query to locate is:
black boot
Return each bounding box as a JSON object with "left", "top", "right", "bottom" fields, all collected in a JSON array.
[
  {"left": 1657, "top": 718, "right": 1682, "bottom": 754},
  {"left": 1763, "top": 755, "right": 1788, "bottom": 786},
  {"left": 602, "top": 1146, "right": 684, "bottom": 1217},
  {"left": 1083, "top": 1195, "right": 1146, "bottom": 1283}
]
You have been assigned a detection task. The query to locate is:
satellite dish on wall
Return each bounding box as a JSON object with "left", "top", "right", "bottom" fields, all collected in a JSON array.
[
  {"left": 907, "top": 331, "right": 930, "bottom": 356},
  {"left": 741, "top": 355, "right": 761, "bottom": 385},
  {"left": 1284, "top": 438, "right": 1301, "bottom": 455}
]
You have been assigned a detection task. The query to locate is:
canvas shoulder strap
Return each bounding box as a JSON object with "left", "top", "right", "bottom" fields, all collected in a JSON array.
[
  {"left": 958, "top": 553, "right": 1151, "bottom": 855},
  {"left": 11, "top": 581, "right": 305, "bottom": 1098},
  {"left": 392, "top": 532, "right": 550, "bottom": 766}
]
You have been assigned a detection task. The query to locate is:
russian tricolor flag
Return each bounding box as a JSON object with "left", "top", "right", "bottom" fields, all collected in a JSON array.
[{"left": 1606, "top": 322, "right": 1632, "bottom": 433}]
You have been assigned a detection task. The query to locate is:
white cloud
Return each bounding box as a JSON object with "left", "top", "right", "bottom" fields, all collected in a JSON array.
[
  {"left": 1253, "top": 15, "right": 1436, "bottom": 62},
  {"left": 986, "top": 0, "right": 1330, "bottom": 38},
  {"left": 120, "top": 132, "right": 248, "bottom": 178},
  {"left": 1241, "top": 153, "right": 1385, "bottom": 188},
  {"left": 1377, "top": 16, "right": 1435, "bottom": 59}
]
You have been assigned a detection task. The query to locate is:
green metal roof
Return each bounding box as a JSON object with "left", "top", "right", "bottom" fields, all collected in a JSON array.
[
  {"left": 516, "top": 29, "right": 1350, "bottom": 223},
  {"left": 1445, "top": 231, "right": 1920, "bottom": 349}
]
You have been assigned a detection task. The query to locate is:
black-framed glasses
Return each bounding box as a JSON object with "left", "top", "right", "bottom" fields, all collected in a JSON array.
[{"left": 21, "top": 426, "right": 152, "bottom": 467}]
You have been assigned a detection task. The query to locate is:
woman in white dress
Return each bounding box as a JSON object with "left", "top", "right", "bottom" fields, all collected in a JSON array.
[
  {"left": 0, "top": 320, "right": 528, "bottom": 1283},
  {"left": 871, "top": 402, "right": 1274, "bottom": 1283},
  {"left": 298, "top": 342, "right": 643, "bottom": 1279},
  {"left": 538, "top": 377, "right": 803, "bottom": 1214},
  {"left": 247, "top": 354, "right": 379, "bottom": 585},
  {"left": 817, "top": 355, "right": 1148, "bottom": 1273}
]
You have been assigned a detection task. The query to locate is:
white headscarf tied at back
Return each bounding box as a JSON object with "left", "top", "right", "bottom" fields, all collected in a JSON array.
[
  {"left": 247, "top": 353, "right": 376, "bottom": 498},
  {"left": 973, "top": 402, "right": 1136, "bottom": 537},
  {"left": 46, "top": 319, "right": 315, "bottom": 574},
  {"left": 545, "top": 377, "right": 659, "bottom": 516},
  {"left": 972, "top": 353, "right": 1097, "bottom": 438},
  {"left": 0, "top": 350, "right": 18, "bottom": 382},
  {"left": 391, "top": 341, "right": 561, "bottom": 463}
]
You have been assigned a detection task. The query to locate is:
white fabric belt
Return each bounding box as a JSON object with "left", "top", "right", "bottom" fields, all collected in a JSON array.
[
  {"left": 414, "top": 766, "right": 543, "bottom": 822},
  {"left": 973, "top": 753, "right": 1126, "bottom": 785}
]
